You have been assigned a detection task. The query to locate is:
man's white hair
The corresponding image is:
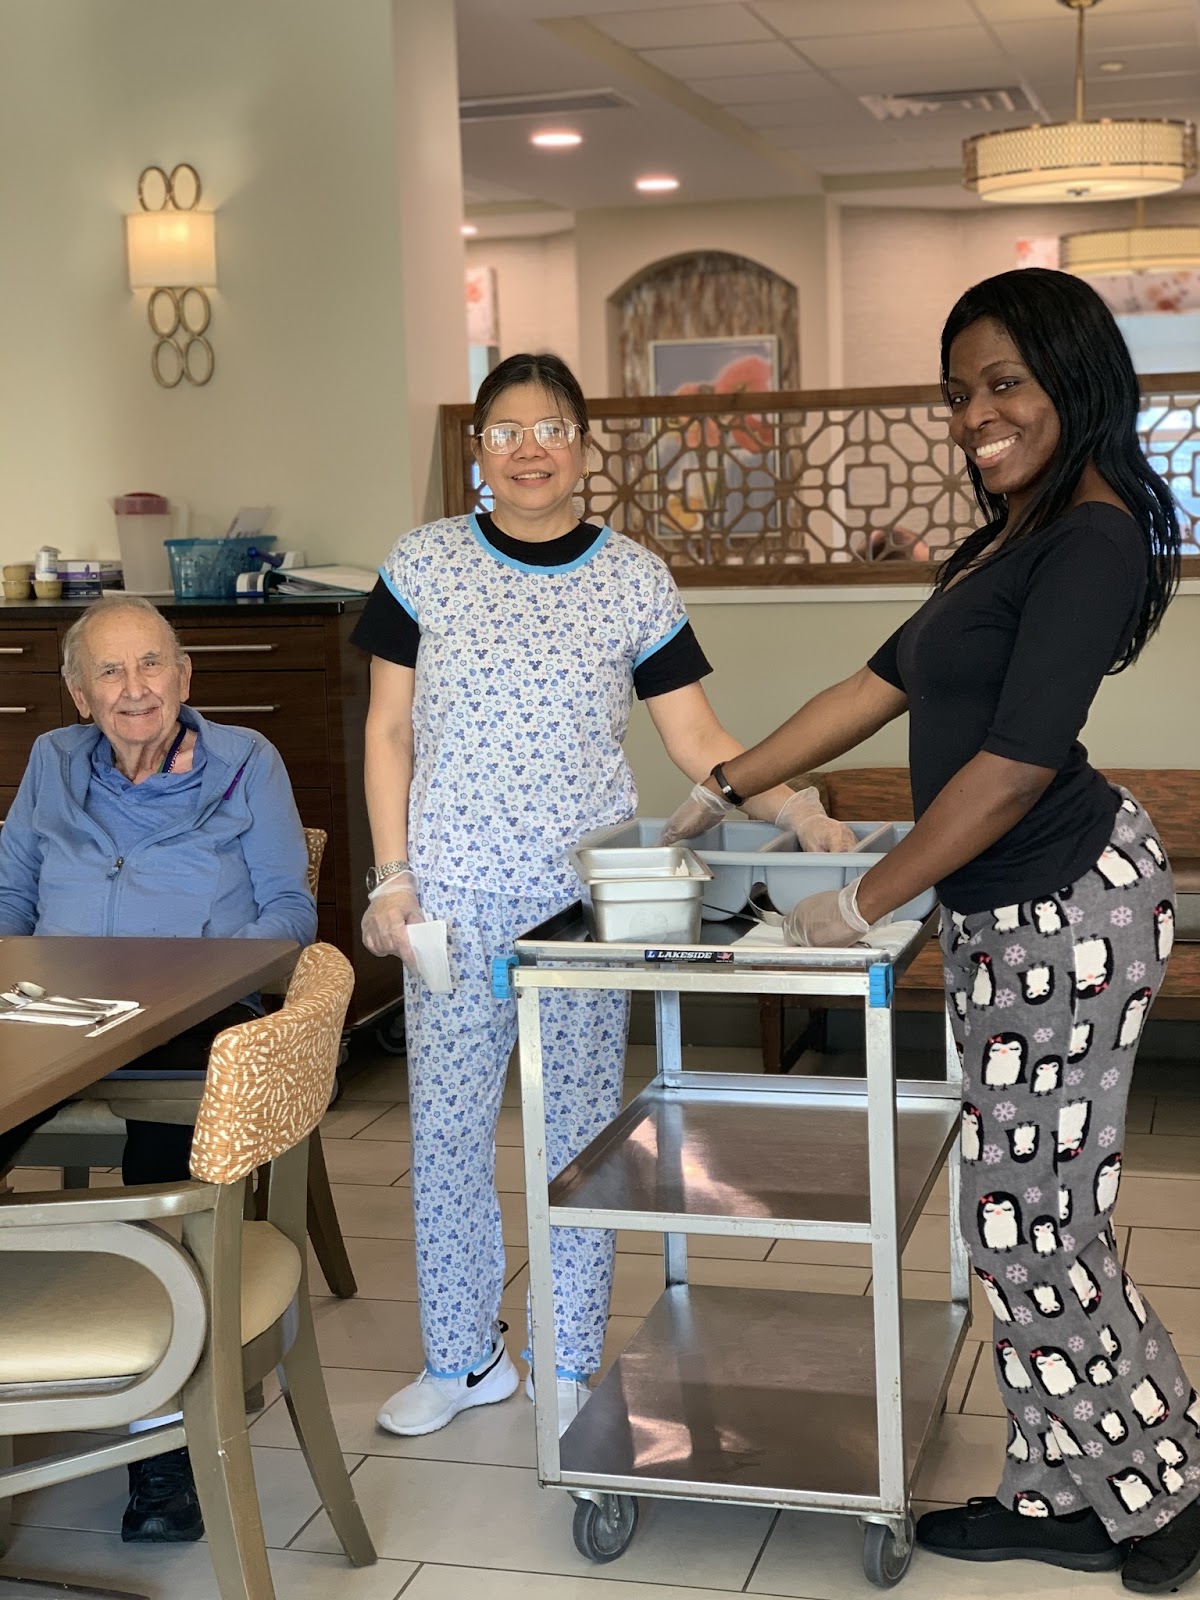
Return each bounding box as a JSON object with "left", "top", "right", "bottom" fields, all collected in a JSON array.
[{"left": 60, "top": 595, "right": 185, "bottom": 688}]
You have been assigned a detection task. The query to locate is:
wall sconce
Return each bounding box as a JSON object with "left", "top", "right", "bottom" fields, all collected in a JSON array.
[{"left": 126, "top": 164, "right": 217, "bottom": 388}]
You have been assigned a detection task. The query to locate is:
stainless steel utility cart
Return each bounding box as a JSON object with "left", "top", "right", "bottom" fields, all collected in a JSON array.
[{"left": 494, "top": 908, "right": 971, "bottom": 1588}]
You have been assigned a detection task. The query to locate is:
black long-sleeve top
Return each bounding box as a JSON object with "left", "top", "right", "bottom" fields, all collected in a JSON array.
[{"left": 868, "top": 502, "right": 1147, "bottom": 912}]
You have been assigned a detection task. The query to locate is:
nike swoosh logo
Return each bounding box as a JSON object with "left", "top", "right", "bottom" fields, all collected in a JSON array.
[{"left": 465, "top": 1346, "right": 505, "bottom": 1388}]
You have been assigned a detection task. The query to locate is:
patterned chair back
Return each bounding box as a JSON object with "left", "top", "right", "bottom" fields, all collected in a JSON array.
[
  {"left": 303, "top": 826, "right": 327, "bottom": 899},
  {"left": 189, "top": 942, "right": 353, "bottom": 1185}
]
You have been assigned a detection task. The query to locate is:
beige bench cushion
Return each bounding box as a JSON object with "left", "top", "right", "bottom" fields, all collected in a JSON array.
[{"left": 0, "top": 1222, "right": 301, "bottom": 1384}]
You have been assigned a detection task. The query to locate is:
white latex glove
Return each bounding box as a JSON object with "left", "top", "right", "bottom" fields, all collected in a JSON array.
[
  {"left": 361, "top": 869, "right": 425, "bottom": 966},
  {"left": 656, "top": 781, "right": 736, "bottom": 846},
  {"left": 784, "top": 876, "right": 876, "bottom": 948},
  {"left": 777, "top": 787, "right": 859, "bottom": 853}
]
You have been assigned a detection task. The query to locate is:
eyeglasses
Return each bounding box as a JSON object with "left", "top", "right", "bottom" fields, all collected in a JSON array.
[{"left": 478, "top": 416, "right": 579, "bottom": 455}]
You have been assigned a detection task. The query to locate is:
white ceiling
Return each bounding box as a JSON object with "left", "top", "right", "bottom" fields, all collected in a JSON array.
[{"left": 456, "top": 0, "right": 1200, "bottom": 225}]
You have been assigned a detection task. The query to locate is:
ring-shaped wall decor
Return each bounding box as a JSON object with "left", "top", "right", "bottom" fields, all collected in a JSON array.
[
  {"left": 137, "top": 165, "right": 171, "bottom": 212},
  {"left": 168, "top": 163, "right": 202, "bottom": 211},
  {"left": 152, "top": 337, "right": 185, "bottom": 389},
  {"left": 179, "top": 286, "right": 211, "bottom": 336},
  {"left": 183, "top": 335, "right": 215, "bottom": 387},
  {"left": 147, "top": 287, "right": 181, "bottom": 338}
]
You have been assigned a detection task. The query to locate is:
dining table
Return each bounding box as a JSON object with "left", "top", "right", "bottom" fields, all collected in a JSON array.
[
  {"left": 0, "top": 936, "right": 299, "bottom": 1135},
  {"left": 0, "top": 934, "right": 299, "bottom": 1600}
]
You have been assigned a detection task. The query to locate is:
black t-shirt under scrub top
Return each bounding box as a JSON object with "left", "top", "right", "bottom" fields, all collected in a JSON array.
[
  {"left": 868, "top": 502, "right": 1147, "bottom": 914},
  {"left": 352, "top": 513, "right": 712, "bottom": 698}
]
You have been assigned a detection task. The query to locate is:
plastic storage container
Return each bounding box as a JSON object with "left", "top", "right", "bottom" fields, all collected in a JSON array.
[
  {"left": 165, "top": 537, "right": 277, "bottom": 600},
  {"left": 570, "top": 846, "right": 712, "bottom": 944},
  {"left": 112, "top": 494, "right": 175, "bottom": 595},
  {"left": 576, "top": 820, "right": 904, "bottom": 921},
  {"left": 755, "top": 822, "right": 935, "bottom": 922}
]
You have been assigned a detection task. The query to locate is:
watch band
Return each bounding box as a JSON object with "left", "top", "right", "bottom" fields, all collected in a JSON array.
[
  {"left": 366, "top": 859, "right": 412, "bottom": 893},
  {"left": 709, "top": 762, "right": 745, "bottom": 808}
]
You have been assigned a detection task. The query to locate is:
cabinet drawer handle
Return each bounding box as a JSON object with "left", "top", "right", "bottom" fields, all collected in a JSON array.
[
  {"left": 0, "top": 647, "right": 25, "bottom": 655},
  {"left": 184, "top": 643, "right": 276, "bottom": 654},
  {"left": 193, "top": 704, "right": 278, "bottom": 714},
  {"left": 0, "top": 706, "right": 30, "bottom": 714}
]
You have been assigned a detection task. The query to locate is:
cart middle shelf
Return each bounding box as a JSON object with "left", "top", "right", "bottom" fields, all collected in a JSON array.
[{"left": 546, "top": 1080, "right": 959, "bottom": 1244}]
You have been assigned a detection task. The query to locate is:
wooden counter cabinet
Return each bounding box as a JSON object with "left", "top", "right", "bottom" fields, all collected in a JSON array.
[{"left": 0, "top": 594, "right": 398, "bottom": 1030}]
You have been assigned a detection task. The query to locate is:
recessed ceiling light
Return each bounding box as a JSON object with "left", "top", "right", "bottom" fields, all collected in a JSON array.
[
  {"left": 1098, "top": 60, "right": 1125, "bottom": 73},
  {"left": 461, "top": 223, "right": 478, "bottom": 236},
  {"left": 635, "top": 175, "right": 680, "bottom": 193},
  {"left": 530, "top": 129, "right": 582, "bottom": 148}
]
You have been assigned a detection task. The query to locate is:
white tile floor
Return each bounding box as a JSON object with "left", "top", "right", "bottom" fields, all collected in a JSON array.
[{"left": 3, "top": 1040, "right": 1199, "bottom": 1600}]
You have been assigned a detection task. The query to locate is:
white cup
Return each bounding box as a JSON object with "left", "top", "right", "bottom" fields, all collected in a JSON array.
[{"left": 408, "top": 920, "right": 453, "bottom": 993}]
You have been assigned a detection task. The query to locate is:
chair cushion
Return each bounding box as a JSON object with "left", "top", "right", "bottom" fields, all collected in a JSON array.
[
  {"left": 32, "top": 1100, "right": 127, "bottom": 1137},
  {"left": 76, "top": 1077, "right": 205, "bottom": 1127},
  {"left": 0, "top": 1222, "right": 302, "bottom": 1384}
]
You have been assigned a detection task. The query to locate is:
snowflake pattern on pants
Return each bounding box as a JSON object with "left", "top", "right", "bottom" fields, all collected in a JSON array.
[{"left": 943, "top": 792, "right": 1193, "bottom": 1541}]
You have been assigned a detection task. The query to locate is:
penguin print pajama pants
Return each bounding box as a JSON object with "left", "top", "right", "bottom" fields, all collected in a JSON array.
[
  {"left": 404, "top": 882, "right": 629, "bottom": 1380},
  {"left": 942, "top": 791, "right": 1199, "bottom": 1540}
]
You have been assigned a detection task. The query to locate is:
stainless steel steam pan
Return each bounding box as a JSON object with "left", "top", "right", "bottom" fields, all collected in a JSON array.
[{"left": 570, "top": 846, "right": 712, "bottom": 945}]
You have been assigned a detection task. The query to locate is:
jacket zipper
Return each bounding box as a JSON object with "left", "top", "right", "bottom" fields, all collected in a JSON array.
[{"left": 105, "top": 857, "right": 125, "bottom": 935}]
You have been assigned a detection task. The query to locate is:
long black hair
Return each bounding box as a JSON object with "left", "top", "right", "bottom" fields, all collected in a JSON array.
[
  {"left": 936, "top": 267, "right": 1181, "bottom": 671},
  {"left": 472, "top": 352, "right": 589, "bottom": 438}
]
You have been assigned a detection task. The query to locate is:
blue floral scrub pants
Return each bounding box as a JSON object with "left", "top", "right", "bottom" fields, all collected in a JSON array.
[
  {"left": 404, "top": 882, "right": 629, "bottom": 1380},
  {"left": 943, "top": 791, "right": 1199, "bottom": 1539}
]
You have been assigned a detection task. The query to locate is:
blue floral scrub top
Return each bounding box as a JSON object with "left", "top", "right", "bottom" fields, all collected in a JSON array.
[{"left": 362, "top": 515, "right": 704, "bottom": 899}]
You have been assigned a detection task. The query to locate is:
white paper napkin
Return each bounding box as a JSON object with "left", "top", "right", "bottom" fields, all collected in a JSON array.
[
  {"left": 0, "top": 998, "right": 140, "bottom": 1028},
  {"left": 408, "top": 921, "right": 453, "bottom": 993},
  {"left": 731, "top": 919, "right": 923, "bottom": 953}
]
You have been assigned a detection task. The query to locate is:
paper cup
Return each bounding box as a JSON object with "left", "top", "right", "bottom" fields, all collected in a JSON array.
[{"left": 408, "top": 920, "right": 453, "bottom": 993}]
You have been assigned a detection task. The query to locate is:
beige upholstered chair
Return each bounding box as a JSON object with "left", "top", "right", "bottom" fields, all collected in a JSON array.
[
  {"left": 12, "top": 827, "right": 358, "bottom": 1299},
  {"left": 0, "top": 943, "right": 375, "bottom": 1599}
]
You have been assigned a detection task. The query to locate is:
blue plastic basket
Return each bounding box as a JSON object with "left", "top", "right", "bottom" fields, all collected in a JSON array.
[{"left": 165, "top": 537, "right": 277, "bottom": 600}]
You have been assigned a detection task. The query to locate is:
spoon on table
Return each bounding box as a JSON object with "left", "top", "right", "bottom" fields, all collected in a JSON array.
[{"left": 2, "top": 982, "right": 110, "bottom": 1014}]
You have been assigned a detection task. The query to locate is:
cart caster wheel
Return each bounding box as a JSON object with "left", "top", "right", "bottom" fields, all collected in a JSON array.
[
  {"left": 373, "top": 1010, "right": 407, "bottom": 1056},
  {"left": 572, "top": 1494, "right": 639, "bottom": 1563},
  {"left": 862, "top": 1518, "right": 914, "bottom": 1588}
]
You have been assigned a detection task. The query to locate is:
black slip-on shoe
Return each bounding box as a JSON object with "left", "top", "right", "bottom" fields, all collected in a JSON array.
[
  {"left": 1123, "top": 1497, "right": 1200, "bottom": 1594},
  {"left": 916, "top": 1496, "right": 1126, "bottom": 1572},
  {"left": 121, "top": 1446, "right": 204, "bottom": 1543}
]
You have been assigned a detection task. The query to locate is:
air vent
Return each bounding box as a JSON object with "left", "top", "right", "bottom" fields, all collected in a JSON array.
[
  {"left": 460, "top": 88, "right": 634, "bottom": 122},
  {"left": 861, "top": 86, "right": 1035, "bottom": 121}
]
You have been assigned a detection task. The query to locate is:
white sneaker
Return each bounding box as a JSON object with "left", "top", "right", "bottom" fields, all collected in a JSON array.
[
  {"left": 525, "top": 1370, "right": 592, "bottom": 1436},
  {"left": 376, "top": 1341, "right": 518, "bottom": 1437}
]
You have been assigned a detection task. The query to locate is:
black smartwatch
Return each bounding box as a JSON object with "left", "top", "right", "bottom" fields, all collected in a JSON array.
[{"left": 709, "top": 762, "right": 745, "bottom": 808}]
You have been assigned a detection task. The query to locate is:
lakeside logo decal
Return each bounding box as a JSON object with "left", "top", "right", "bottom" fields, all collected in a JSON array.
[{"left": 643, "top": 948, "right": 735, "bottom": 963}]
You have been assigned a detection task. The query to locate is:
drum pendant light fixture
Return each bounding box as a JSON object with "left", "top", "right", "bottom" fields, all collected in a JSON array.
[
  {"left": 1061, "top": 198, "right": 1200, "bottom": 275},
  {"left": 962, "top": 0, "right": 1197, "bottom": 204}
]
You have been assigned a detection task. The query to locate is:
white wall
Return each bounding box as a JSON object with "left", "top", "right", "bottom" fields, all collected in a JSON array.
[
  {"left": 471, "top": 193, "right": 1200, "bottom": 397},
  {"left": 465, "top": 233, "right": 580, "bottom": 373},
  {"left": 839, "top": 196, "right": 1200, "bottom": 387},
  {"left": 0, "top": 0, "right": 412, "bottom": 568},
  {"left": 394, "top": 0, "right": 469, "bottom": 525},
  {"left": 624, "top": 589, "right": 1200, "bottom": 814}
]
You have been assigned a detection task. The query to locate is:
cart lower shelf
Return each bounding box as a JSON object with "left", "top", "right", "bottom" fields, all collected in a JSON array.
[{"left": 556, "top": 1284, "right": 968, "bottom": 1508}]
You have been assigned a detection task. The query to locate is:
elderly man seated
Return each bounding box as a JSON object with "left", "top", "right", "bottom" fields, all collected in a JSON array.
[{"left": 0, "top": 593, "right": 316, "bottom": 1543}]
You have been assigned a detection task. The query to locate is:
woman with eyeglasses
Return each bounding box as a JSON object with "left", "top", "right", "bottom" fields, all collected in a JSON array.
[{"left": 350, "top": 351, "right": 853, "bottom": 1440}]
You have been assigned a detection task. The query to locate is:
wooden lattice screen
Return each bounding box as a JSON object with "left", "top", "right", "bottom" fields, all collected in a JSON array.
[{"left": 441, "top": 377, "right": 1200, "bottom": 585}]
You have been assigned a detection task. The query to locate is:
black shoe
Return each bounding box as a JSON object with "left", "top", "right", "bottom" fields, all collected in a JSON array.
[
  {"left": 916, "top": 1496, "right": 1126, "bottom": 1572},
  {"left": 1123, "top": 1496, "right": 1200, "bottom": 1594},
  {"left": 121, "top": 1446, "right": 204, "bottom": 1543}
]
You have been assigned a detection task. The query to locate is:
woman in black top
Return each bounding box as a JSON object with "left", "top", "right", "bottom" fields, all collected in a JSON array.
[{"left": 661, "top": 270, "right": 1194, "bottom": 1592}]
